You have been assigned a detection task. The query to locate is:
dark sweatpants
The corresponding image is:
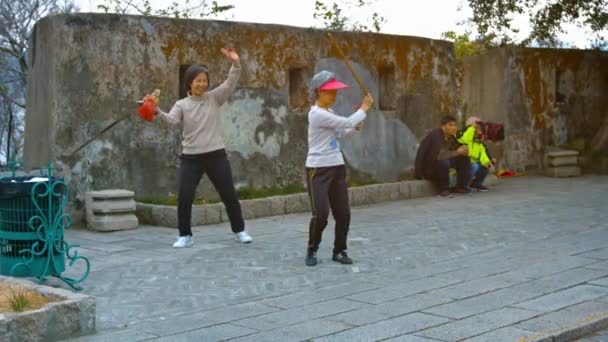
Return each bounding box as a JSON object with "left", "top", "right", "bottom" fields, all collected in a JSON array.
[
  {"left": 426, "top": 155, "right": 471, "bottom": 191},
  {"left": 306, "top": 165, "right": 350, "bottom": 254},
  {"left": 177, "top": 149, "right": 244, "bottom": 236}
]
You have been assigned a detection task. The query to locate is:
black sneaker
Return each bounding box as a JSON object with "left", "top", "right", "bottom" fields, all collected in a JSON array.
[
  {"left": 472, "top": 184, "right": 489, "bottom": 192},
  {"left": 439, "top": 190, "right": 453, "bottom": 198},
  {"left": 305, "top": 250, "right": 318, "bottom": 266},
  {"left": 332, "top": 251, "right": 353, "bottom": 264},
  {"left": 454, "top": 187, "right": 473, "bottom": 195}
]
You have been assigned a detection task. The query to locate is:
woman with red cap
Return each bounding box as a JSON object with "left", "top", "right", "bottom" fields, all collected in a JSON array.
[{"left": 305, "top": 70, "right": 374, "bottom": 266}]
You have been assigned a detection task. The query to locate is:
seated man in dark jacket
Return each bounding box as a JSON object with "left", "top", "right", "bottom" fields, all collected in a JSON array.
[{"left": 415, "top": 115, "right": 471, "bottom": 197}]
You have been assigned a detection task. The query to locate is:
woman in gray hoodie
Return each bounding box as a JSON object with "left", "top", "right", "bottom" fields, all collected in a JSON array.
[{"left": 156, "top": 48, "right": 253, "bottom": 248}]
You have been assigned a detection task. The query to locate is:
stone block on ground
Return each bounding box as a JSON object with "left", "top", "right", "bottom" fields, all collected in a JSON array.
[
  {"left": 545, "top": 166, "right": 582, "bottom": 178},
  {"left": 410, "top": 180, "right": 436, "bottom": 198},
  {"left": 0, "top": 276, "right": 95, "bottom": 342},
  {"left": 484, "top": 173, "right": 498, "bottom": 186},
  {"left": 284, "top": 193, "right": 311, "bottom": 214},
  {"left": 241, "top": 199, "right": 272, "bottom": 220},
  {"left": 205, "top": 203, "right": 222, "bottom": 225},
  {"left": 85, "top": 189, "right": 138, "bottom": 231},
  {"left": 398, "top": 182, "right": 411, "bottom": 200},
  {"left": 269, "top": 196, "right": 286, "bottom": 217},
  {"left": 545, "top": 150, "right": 580, "bottom": 175},
  {"left": 378, "top": 183, "right": 400, "bottom": 202}
]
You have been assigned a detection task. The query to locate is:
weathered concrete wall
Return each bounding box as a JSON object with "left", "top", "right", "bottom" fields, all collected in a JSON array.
[
  {"left": 24, "top": 14, "right": 457, "bottom": 222},
  {"left": 462, "top": 48, "right": 608, "bottom": 171}
]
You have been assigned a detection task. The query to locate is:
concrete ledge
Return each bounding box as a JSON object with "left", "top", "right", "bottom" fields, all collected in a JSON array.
[
  {"left": 522, "top": 311, "right": 608, "bottom": 342},
  {"left": 0, "top": 276, "right": 95, "bottom": 341},
  {"left": 546, "top": 166, "right": 582, "bottom": 178},
  {"left": 135, "top": 178, "right": 501, "bottom": 227}
]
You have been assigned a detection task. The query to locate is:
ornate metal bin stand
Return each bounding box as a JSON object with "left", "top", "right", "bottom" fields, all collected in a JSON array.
[{"left": 0, "top": 161, "right": 90, "bottom": 290}]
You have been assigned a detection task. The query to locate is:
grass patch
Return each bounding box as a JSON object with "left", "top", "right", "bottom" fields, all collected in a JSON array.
[
  {"left": 8, "top": 289, "right": 31, "bottom": 312},
  {"left": 137, "top": 180, "right": 383, "bottom": 206},
  {"left": 137, "top": 183, "right": 306, "bottom": 206},
  {"left": 0, "top": 282, "right": 55, "bottom": 314},
  {"left": 237, "top": 184, "right": 306, "bottom": 200}
]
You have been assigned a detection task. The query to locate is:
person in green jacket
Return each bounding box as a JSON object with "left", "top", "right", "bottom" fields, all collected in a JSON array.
[{"left": 457, "top": 116, "right": 494, "bottom": 192}]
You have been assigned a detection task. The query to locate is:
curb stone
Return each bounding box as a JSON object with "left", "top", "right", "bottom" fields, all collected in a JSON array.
[
  {"left": 520, "top": 311, "right": 608, "bottom": 342},
  {"left": 135, "top": 176, "right": 499, "bottom": 228}
]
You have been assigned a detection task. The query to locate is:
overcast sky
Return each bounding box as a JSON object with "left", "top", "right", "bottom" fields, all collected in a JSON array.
[{"left": 74, "top": 0, "right": 600, "bottom": 48}]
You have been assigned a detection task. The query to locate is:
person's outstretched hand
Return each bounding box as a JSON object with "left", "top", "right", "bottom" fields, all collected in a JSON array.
[{"left": 221, "top": 48, "right": 240, "bottom": 66}]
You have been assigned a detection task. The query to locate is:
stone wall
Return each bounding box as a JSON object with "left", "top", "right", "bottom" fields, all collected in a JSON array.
[
  {"left": 24, "top": 13, "right": 457, "bottom": 222},
  {"left": 461, "top": 48, "right": 608, "bottom": 172}
]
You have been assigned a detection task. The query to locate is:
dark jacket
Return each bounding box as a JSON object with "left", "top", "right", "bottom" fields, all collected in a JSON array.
[{"left": 415, "top": 128, "right": 462, "bottom": 179}]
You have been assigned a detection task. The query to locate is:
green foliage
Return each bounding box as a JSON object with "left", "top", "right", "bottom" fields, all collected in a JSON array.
[
  {"left": 237, "top": 184, "right": 307, "bottom": 200},
  {"left": 441, "top": 31, "right": 484, "bottom": 61},
  {"left": 97, "top": 0, "right": 234, "bottom": 19},
  {"left": 313, "top": 0, "right": 386, "bottom": 32},
  {"left": 466, "top": 0, "right": 608, "bottom": 47}
]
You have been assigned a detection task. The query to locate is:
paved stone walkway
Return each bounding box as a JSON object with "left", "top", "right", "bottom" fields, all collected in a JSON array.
[{"left": 59, "top": 176, "right": 608, "bottom": 342}]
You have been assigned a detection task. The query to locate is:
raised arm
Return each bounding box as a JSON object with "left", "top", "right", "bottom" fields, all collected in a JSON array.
[{"left": 208, "top": 48, "right": 241, "bottom": 105}]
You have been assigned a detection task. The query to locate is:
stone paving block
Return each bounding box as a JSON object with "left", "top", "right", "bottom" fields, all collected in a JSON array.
[
  {"left": 585, "top": 260, "right": 608, "bottom": 271},
  {"left": 204, "top": 203, "right": 222, "bottom": 224},
  {"left": 515, "top": 300, "right": 608, "bottom": 333},
  {"left": 230, "top": 319, "right": 351, "bottom": 342},
  {"left": 138, "top": 302, "right": 279, "bottom": 336},
  {"left": 241, "top": 198, "right": 272, "bottom": 220},
  {"left": 409, "top": 180, "right": 436, "bottom": 198},
  {"left": 503, "top": 255, "right": 599, "bottom": 280},
  {"left": 378, "top": 183, "right": 400, "bottom": 202},
  {"left": 425, "top": 268, "right": 608, "bottom": 319},
  {"left": 268, "top": 196, "right": 286, "bottom": 217},
  {"left": 417, "top": 307, "right": 539, "bottom": 341},
  {"left": 383, "top": 335, "right": 440, "bottom": 342},
  {"left": 190, "top": 205, "right": 205, "bottom": 226},
  {"left": 483, "top": 173, "right": 498, "bottom": 186},
  {"left": 153, "top": 323, "right": 255, "bottom": 342},
  {"left": 149, "top": 205, "right": 177, "bottom": 228},
  {"left": 427, "top": 273, "right": 524, "bottom": 300},
  {"left": 398, "top": 181, "right": 411, "bottom": 199},
  {"left": 261, "top": 281, "right": 379, "bottom": 309},
  {"left": 579, "top": 248, "right": 608, "bottom": 260},
  {"left": 314, "top": 313, "right": 450, "bottom": 342},
  {"left": 346, "top": 276, "right": 461, "bottom": 304},
  {"left": 547, "top": 155, "right": 579, "bottom": 167},
  {"left": 589, "top": 277, "right": 608, "bottom": 287},
  {"left": 330, "top": 293, "right": 452, "bottom": 326},
  {"left": 351, "top": 185, "right": 380, "bottom": 206},
  {"left": 545, "top": 165, "right": 582, "bottom": 177},
  {"left": 65, "top": 328, "right": 158, "bottom": 342},
  {"left": 460, "top": 326, "right": 536, "bottom": 342},
  {"left": 514, "top": 285, "right": 608, "bottom": 313},
  {"left": 284, "top": 193, "right": 311, "bottom": 214},
  {"left": 134, "top": 203, "right": 153, "bottom": 225},
  {"left": 438, "top": 265, "right": 512, "bottom": 282},
  {"left": 86, "top": 214, "right": 138, "bottom": 232},
  {"left": 237, "top": 299, "right": 365, "bottom": 331}
]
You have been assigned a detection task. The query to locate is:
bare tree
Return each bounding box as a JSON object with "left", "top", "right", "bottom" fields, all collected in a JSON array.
[{"left": 0, "top": 0, "right": 77, "bottom": 165}]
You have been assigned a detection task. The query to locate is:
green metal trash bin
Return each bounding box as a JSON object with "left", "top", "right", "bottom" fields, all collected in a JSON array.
[{"left": 0, "top": 176, "right": 66, "bottom": 277}]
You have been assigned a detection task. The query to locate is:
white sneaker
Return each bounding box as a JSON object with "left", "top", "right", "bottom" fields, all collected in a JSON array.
[
  {"left": 235, "top": 231, "right": 253, "bottom": 244},
  {"left": 172, "top": 236, "right": 193, "bottom": 248}
]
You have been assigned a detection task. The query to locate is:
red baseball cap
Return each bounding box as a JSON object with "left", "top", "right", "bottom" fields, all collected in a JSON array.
[{"left": 318, "top": 78, "right": 349, "bottom": 91}]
